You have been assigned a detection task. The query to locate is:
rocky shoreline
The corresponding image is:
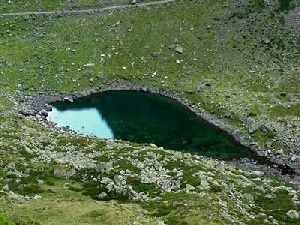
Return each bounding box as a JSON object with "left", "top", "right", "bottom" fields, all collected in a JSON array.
[{"left": 18, "top": 80, "right": 300, "bottom": 180}]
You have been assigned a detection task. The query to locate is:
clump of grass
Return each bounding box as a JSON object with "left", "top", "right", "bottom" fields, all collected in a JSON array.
[
  {"left": 0, "top": 214, "right": 14, "bottom": 225},
  {"left": 252, "top": 189, "right": 300, "bottom": 224},
  {"left": 93, "top": 155, "right": 110, "bottom": 162},
  {"left": 115, "top": 159, "right": 140, "bottom": 173},
  {"left": 181, "top": 171, "right": 201, "bottom": 187},
  {"left": 127, "top": 176, "right": 160, "bottom": 197},
  {"left": 278, "top": 0, "right": 294, "bottom": 11}
]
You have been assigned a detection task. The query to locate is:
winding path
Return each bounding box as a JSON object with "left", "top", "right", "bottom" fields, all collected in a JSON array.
[{"left": 0, "top": 0, "right": 175, "bottom": 17}]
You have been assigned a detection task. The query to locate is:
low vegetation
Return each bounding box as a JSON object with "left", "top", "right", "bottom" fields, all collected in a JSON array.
[{"left": 0, "top": 0, "right": 299, "bottom": 224}]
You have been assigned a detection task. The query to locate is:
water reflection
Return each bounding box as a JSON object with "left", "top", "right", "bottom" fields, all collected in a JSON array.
[{"left": 48, "top": 107, "right": 114, "bottom": 138}]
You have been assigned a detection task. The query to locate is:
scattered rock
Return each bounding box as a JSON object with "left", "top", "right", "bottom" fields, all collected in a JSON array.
[
  {"left": 84, "top": 63, "right": 95, "bottom": 67},
  {"left": 186, "top": 184, "right": 196, "bottom": 192},
  {"left": 44, "top": 104, "right": 52, "bottom": 112},
  {"left": 53, "top": 169, "right": 69, "bottom": 178},
  {"left": 174, "top": 45, "right": 184, "bottom": 54},
  {"left": 40, "top": 110, "right": 48, "bottom": 117},
  {"left": 20, "top": 109, "right": 37, "bottom": 116},
  {"left": 195, "top": 82, "right": 203, "bottom": 92},
  {"left": 248, "top": 170, "right": 264, "bottom": 178},
  {"left": 150, "top": 143, "right": 157, "bottom": 148},
  {"left": 286, "top": 210, "right": 299, "bottom": 219},
  {"left": 157, "top": 221, "right": 166, "bottom": 225},
  {"left": 63, "top": 97, "right": 73, "bottom": 102},
  {"left": 97, "top": 192, "right": 108, "bottom": 199},
  {"left": 248, "top": 122, "right": 260, "bottom": 134}
]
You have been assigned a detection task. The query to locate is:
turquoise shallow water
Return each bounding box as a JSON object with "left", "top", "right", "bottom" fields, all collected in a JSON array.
[
  {"left": 49, "top": 107, "right": 114, "bottom": 138},
  {"left": 48, "top": 90, "right": 258, "bottom": 160}
]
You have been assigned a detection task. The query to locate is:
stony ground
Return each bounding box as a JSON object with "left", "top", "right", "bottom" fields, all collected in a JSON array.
[{"left": 0, "top": 0, "right": 299, "bottom": 224}]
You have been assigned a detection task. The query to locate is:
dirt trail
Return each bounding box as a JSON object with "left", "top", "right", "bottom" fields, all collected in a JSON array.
[{"left": 0, "top": 0, "right": 175, "bottom": 17}]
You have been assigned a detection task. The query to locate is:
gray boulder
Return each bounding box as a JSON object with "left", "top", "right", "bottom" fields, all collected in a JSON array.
[{"left": 286, "top": 210, "right": 299, "bottom": 219}]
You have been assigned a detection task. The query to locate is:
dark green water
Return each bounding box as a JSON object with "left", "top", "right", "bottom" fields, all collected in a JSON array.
[{"left": 48, "top": 91, "right": 258, "bottom": 160}]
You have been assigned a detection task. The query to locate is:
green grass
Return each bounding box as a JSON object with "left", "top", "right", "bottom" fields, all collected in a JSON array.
[
  {"left": 279, "top": 0, "right": 294, "bottom": 11},
  {"left": 248, "top": 188, "right": 300, "bottom": 224},
  {"left": 0, "top": 0, "right": 159, "bottom": 13},
  {"left": 0, "top": 215, "right": 14, "bottom": 225},
  {"left": 142, "top": 192, "right": 227, "bottom": 224},
  {"left": 0, "top": 189, "right": 158, "bottom": 225},
  {"left": 0, "top": 1, "right": 298, "bottom": 154},
  {"left": 0, "top": 0, "right": 299, "bottom": 224},
  {"left": 268, "top": 104, "right": 300, "bottom": 117}
]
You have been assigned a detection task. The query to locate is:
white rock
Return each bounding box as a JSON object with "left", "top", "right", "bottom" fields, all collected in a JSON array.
[
  {"left": 157, "top": 220, "right": 166, "bottom": 225},
  {"left": 97, "top": 192, "right": 107, "bottom": 199},
  {"left": 150, "top": 143, "right": 157, "bottom": 148},
  {"left": 174, "top": 45, "right": 184, "bottom": 54},
  {"left": 84, "top": 62, "right": 95, "bottom": 67},
  {"left": 286, "top": 210, "right": 299, "bottom": 219},
  {"left": 185, "top": 184, "right": 195, "bottom": 192}
]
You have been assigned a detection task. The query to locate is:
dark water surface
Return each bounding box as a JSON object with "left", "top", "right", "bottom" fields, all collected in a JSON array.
[{"left": 48, "top": 91, "right": 259, "bottom": 161}]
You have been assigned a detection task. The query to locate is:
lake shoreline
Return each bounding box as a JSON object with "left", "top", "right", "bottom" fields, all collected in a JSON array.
[{"left": 18, "top": 80, "right": 300, "bottom": 180}]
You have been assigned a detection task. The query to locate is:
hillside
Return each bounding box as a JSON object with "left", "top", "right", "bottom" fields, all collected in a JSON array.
[{"left": 0, "top": 0, "right": 299, "bottom": 224}]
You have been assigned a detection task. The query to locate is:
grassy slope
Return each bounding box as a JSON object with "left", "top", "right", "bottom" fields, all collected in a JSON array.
[
  {"left": 0, "top": 0, "right": 160, "bottom": 13},
  {"left": 0, "top": 98, "right": 299, "bottom": 224},
  {"left": 1, "top": 189, "right": 159, "bottom": 225},
  {"left": 0, "top": 0, "right": 299, "bottom": 224},
  {"left": 0, "top": 0, "right": 299, "bottom": 155},
  {"left": 0, "top": 97, "right": 300, "bottom": 224}
]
